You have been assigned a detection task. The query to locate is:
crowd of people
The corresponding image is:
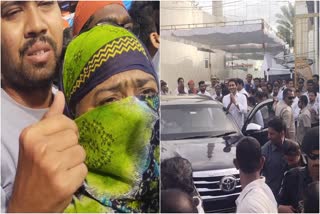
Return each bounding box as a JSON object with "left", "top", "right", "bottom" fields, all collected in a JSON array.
[
  {"left": 160, "top": 74, "right": 319, "bottom": 213},
  {"left": 161, "top": 73, "right": 319, "bottom": 137}
]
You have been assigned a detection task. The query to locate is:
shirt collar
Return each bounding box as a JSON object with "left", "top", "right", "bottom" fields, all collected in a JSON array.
[{"left": 236, "top": 177, "right": 266, "bottom": 204}]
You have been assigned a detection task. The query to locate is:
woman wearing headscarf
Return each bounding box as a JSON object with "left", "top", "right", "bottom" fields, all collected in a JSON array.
[{"left": 62, "top": 24, "right": 159, "bottom": 213}]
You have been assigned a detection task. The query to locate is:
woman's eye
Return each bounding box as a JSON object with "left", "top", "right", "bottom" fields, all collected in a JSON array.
[{"left": 98, "top": 97, "right": 118, "bottom": 106}]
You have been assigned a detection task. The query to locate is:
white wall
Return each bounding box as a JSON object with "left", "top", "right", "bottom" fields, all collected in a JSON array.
[{"left": 161, "top": 1, "right": 226, "bottom": 90}]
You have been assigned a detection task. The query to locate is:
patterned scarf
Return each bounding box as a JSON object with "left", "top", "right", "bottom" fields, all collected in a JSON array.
[{"left": 62, "top": 25, "right": 159, "bottom": 213}]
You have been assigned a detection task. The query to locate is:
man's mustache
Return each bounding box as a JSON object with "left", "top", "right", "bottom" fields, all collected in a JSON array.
[{"left": 19, "top": 36, "right": 57, "bottom": 58}]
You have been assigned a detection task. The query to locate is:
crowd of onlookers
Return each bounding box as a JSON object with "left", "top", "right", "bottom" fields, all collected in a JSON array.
[{"left": 160, "top": 74, "right": 319, "bottom": 213}]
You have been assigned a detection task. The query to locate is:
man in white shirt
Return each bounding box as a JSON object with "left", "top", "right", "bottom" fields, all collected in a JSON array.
[
  {"left": 197, "top": 80, "right": 211, "bottom": 97},
  {"left": 236, "top": 78, "right": 249, "bottom": 98},
  {"left": 277, "top": 79, "right": 294, "bottom": 101},
  {"left": 234, "top": 137, "right": 278, "bottom": 213},
  {"left": 174, "top": 77, "right": 188, "bottom": 95},
  {"left": 223, "top": 79, "right": 248, "bottom": 128}
]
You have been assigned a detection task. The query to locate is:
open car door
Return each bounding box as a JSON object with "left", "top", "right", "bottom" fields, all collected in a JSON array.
[{"left": 242, "top": 99, "right": 275, "bottom": 146}]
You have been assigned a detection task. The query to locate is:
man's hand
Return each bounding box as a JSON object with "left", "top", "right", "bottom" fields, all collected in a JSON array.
[
  {"left": 230, "top": 93, "right": 236, "bottom": 104},
  {"left": 278, "top": 205, "right": 296, "bottom": 213},
  {"left": 7, "top": 91, "right": 87, "bottom": 212}
]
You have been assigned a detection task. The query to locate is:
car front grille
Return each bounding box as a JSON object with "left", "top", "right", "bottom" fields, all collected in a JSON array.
[{"left": 193, "top": 168, "right": 241, "bottom": 200}]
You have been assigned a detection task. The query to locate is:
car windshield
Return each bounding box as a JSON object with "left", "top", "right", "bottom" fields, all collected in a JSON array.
[{"left": 161, "top": 103, "right": 239, "bottom": 140}]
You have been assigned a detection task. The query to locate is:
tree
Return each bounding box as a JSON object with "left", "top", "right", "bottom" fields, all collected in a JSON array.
[{"left": 276, "top": 2, "right": 295, "bottom": 47}]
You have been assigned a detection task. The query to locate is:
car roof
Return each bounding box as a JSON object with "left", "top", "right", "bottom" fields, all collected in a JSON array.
[{"left": 161, "top": 95, "right": 222, "bottom": 106}]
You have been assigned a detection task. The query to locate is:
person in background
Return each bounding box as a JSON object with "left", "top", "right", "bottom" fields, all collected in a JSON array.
[
  {"left": 275, "top": 88, "right": 295, "bottom": 140},
  {"left": 253, "top": 78, "right": 262, "bottom": 92},
  {"left": 161, "top": 189, "right": 197, "bottom": 213},
  {"left": 277, "top": 79, "right": 294, "bottom": 101},
  {"left": 174, "top": 77, "right": 188, "bottom": 95},
  {"left": 245, "top": 73, "right": 255, "bottom": 93},
  {"left": 267, "top": 82, "right": 273, "bottom": 97},
  {"left": 198, "top": 81, "right": 211, "bottom": 96},
  {"left": 62, "top": 25, "right": 159, "bottom": 212},
  {"left": 187, "top": 80, "right": 198, "bottom": 94},
  {"left": 296, "top": 95, "right": 311, "bottom": 145},
  {"left": 297, "top": 78, "right": 307, "bottom": 94},
  {"left": 222, "top": 79, "right": 248, "bottom": 128},
  {"left": 72, "top": 1, "right": 132, "bottom": 36},
  {"left": 234, "top": 137, "right": 277, "bottom": 213},
  {"left": 212, "top": 84, "right": 223, "bottom": 102},
  {"left": 161, "top": 157, "right": 204, "bottom": 213},
  {"left": 237, "top": 78, "right": 249, "bottom": 98},
  {"left": 161, "top": 80, "right": 169, "bottom": 95},
  {"left": 278, "top": 127, "right": 319, "bottom": 213},
  {"left": 307, "top": 90, "right": 319, "bottom": 127},
  {"left": 303, "top": 181, "right": 319, "bottom": 213},
  {"left": 283, "top": 140, "right": 303, "bottom": 169},
  {"left": 304, "top": 79, "right": 320, "bottom": 104},
  {"left": 129, "top": 1, "right": 159, "bottom": 74},
  {"left": 207, "top": 76, "right": 218, "bottom": 96}
]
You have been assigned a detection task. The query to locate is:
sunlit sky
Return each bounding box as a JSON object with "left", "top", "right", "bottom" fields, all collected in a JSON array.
[{"left": 196, "top": 0, "right": 295, "bottom": 29}]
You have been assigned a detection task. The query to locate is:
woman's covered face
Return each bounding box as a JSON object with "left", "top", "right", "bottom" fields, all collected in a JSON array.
[{"left": 76, "top": 69, "right": 158, "bottom": 116}]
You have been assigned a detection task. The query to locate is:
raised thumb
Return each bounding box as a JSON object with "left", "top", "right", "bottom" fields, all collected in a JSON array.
[{"left": 42, "top": 91, "right": 65, "bottom": 119}]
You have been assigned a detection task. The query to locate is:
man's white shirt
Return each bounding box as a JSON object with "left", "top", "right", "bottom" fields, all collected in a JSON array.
[
  {"left": 238, "top": 88, "right": 249, "bottom": 97},
  {"left": 198, "top": 91, "right": 211, "bottom": 97},
  {"left": 222, "top": 92, "right": 247, "bottom": 128},
  {"left": 236, "top": 177, "right": 278, "bottom": 213}
]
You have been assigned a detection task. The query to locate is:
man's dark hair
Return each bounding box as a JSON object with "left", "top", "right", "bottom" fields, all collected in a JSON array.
[
  {"left": 286, "top": 79, "right": 294, "bottom": 84},
  {"left": 253, "top": 77, "right": 261, "bottom": 82},
  {"left": 304, "top": 181, "right": 319, "bottom": 213},
  {"left": 283, "top": 140, "right": 301, "bottom": 156},
  {"left": 307, "top": 79, "right": 314, "bottom": 84},
  {"left": 247, "top": 96, "right": 256, "bottom": 106},
  {"left": 236, "top": 78, "right": 244, "bottom": 86},
  {"left": 309, "top": 90, "right": 317, "bottom": 96},
  {"left": 236, "top": 137, "right": 262, "bottom": 174},
  {"left": 129, "top": 1, "right": 159, "bottom": 47},
  {"left": 298, "top": 78, "right": 305, "bottom": 83},
  {"left": 177, "top": 77, "right": 184, "bottom": 84},
  {"left": 198, "top": 80, "right": 205, "bottom": 87},
  {"left": 301, "top": 127, "right": 319, "bottom": 155},
  {"left": 313, "top": 74, "right": 319, "bottom": 81},
  {"left": 300, "top": 95, "right": 308, "bottom": 106},
  {"left": 161, "top": 189, "right": 197, "bottom": 213},
  {"left": 256, "top": 91, "right": 264, "bottom": 100},
  {"left": 228, "top": 78, "right": 238, "bottom": 85},
  {"left": 283, "top": 88, "right": 293, "bottom": 99},
  {"left": 161, "top": 81, "right": 167, "bottom": 87},
  {"left": 268, "top": 117, "right": 286, "bottom": 133},
  {"left": 161, "top": 157, "right": 195, "bottom": 195}
]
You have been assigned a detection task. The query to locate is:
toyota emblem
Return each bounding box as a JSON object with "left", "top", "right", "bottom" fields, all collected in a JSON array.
[{"left": 220, "top": 175, "right": 237, "bottom": 192}]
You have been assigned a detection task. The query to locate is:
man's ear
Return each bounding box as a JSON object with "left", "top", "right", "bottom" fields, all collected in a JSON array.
[
  {"left": 233, "top": 159, "right": 239, "bottom": 169},
  {"left": 149, "top": 32, "right": 160, "bottom": 49},
  {"left": 259, "top": 156, "right": 265, "bottom": 171}
]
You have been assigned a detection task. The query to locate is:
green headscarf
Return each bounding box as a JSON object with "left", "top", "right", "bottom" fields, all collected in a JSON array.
[{"left": 62, "top": 25, "right": 159, "bottom": 213}]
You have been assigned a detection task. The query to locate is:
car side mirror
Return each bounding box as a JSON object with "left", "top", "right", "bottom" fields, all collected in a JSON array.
[{"left": 246, "top": 123, "right": 262, "bottom": 132}]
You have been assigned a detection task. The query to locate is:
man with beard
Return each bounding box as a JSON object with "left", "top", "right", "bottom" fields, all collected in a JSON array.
[
  {"left": 197, "top": 81, "right": 210, "bottom": 96},
  {"left": 1, "top": 1, "right": 87, "bottom": 212},
  {"left": 278, "top": 127, "right": 319, "bottom": 213}
]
